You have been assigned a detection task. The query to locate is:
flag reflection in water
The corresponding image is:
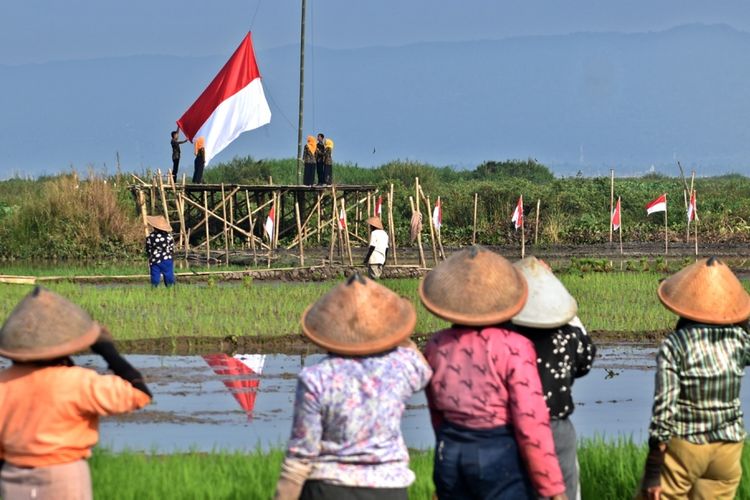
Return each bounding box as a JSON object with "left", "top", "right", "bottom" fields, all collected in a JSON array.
[{"left": 202, "top": 354, "right": 266, "bottom": 417}]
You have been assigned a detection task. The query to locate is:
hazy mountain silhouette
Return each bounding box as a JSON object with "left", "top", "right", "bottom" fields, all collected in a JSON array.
[{"left": 2, "top": 23, "right": 749, "bottom": 177}]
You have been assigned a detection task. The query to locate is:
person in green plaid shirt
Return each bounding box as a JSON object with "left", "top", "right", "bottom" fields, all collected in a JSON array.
[{"left": 640, "top": 257, "right": 750, "bottom": 500}]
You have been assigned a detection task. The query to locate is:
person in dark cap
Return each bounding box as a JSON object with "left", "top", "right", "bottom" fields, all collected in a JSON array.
[{"left": 170, "top": 130, "right": 188, "bottom": 182}]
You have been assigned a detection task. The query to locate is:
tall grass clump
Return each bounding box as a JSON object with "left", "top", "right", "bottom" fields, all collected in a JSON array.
[{"left": 0, "top": 174, "right": 142, "bottom": 259}]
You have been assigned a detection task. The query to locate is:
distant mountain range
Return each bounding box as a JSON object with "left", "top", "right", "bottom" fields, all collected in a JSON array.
[{"left": 2, "top": 23, "right": 750, "bottom": 178}]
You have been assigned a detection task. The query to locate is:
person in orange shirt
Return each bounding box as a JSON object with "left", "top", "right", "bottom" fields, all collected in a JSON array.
[{"left": 0, "top": 287, "right": 152, "bottom": 500}]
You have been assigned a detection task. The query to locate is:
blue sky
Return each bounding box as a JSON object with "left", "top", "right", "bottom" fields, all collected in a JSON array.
[{"left": 4, "top": 1, "right": 750, "bottom": 64}]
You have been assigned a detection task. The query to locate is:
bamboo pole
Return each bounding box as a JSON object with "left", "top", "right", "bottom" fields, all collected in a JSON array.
[
  {"left": 684, "top": 189, "right": 689, "bottom": 242},
  {"left": 618, "top": 196, "right": 623, "bottom": 255},
  {"left": 156, "top": 170, "right": 171, "bottom": 226},
  {"left": 388, "top": 183, "right": 398, "bottom": 265},
  {"left": 421, "top": 190, "right": 438, "bottom": 265},
  {"left": 341, "top": 198, "right": 353, "bottom": 266},
  {"left": 136, "top": 189, "right": 150, "bottom": 237},
  {"left": 245, "top": 191, "right": 257, "bottom": 267},
  {"left": 688, "top": 170, "right": 696, "bottom": 243},
  {"left": 179, "top": 195, "right": 261, "bottom": 245},
  {"left": 329, "top": 186, "right": 338, "bottom": 264},
  {"left": 220, "top": 184, "right": 230, "bottom": 266},
  {"left": 274, "top": 191, "right": 280, "bottom": 249},
  {"left": 229, "top": 192, "right": 235, "bottom": 249},
  {"left": 203, "top": 191, "right": 211, "bottom": 266},
  {"left": 521, "top": 204, "right": 526, "bottom": 259},
  {"left": 534, "top": 198, "right": 541, "bottom": 245},
  {"left": 354, "top": 191, "right": 361, "bottom": 238},
  {"left": 367, "top": 193, "right": 372, "bottom": 218},
  {"left": 317, "top": 192, "right": 322, "bottom": 244},
  {"left": 295, "top": 200, "right": 305, "bottom": 266},
  {"left": 695, "top": 213, "right": 699, "bottom": 257},
  {"left": 435, "top": 196, "right": 445, "bottom": 260},
  {"left": 409, "top": 195, "right": 426, "bottom": 268},
  {"left": 609, "top": 169, "right": 614, "bottom": 243},
  {"left": 664, "top": 198, "right": 669, "bottom": 255},
  {"left": 472, "top": 192, "right": 478, "bottom": 245}
]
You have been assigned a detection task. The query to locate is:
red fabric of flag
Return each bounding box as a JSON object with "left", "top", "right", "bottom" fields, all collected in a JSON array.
[
  {"left": 511, "top": 195, "right": 524, "bottom": 230},
  {"left": 612, "top": 198, "right": 621, "bottom": 230}
]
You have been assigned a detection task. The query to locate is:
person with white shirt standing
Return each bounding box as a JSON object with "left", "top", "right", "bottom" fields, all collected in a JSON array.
[{"left": 363, "top": 217, "right": 389, "bottom": 280}]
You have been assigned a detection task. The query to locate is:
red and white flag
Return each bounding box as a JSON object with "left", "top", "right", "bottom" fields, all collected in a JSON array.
[
  {"left": 687, "top": 190, "right": 697, "bottom": 222},
  {"left": 375, "top": 196, "right": 383, "bottom": 217},
  {"left": 203, "top": 353, "right": 266, "bottom": 415},
  {"left": 646, "top": 193, "right": 667, "bottom": 215},
  {"left": 177, "top": 32, "right": 271, "bottom": 166},
  {"left": 611, "top": 197, "right": 621, "bottom": 231},
  {"left": 432, "top": 198, "right": 443, "bottom": 231},
  {"left": 511, "top": 195, "right": 524, "bottom": 230},
  {"left": 338, "top": 208, "right": 347, "bottom": 230},
  {"left": 264, "top": 207, "right": 275, "bottom": 240}
]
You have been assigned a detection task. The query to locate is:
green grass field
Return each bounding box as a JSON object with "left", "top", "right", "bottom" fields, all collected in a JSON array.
[
  {"left": 88, "top": 440, "right": 750, "bottom": 499},
  {"left": 0, "top": 272, "right": 728, "bottom": 341}
]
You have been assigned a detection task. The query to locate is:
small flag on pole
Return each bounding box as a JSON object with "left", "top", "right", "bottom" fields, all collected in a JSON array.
[
  {"left": 646, "top": 193, "right": 667, "bottom": 215},
  {"left": 432, "top": 198, "right": 442, "bottom": 231},
  {"left": 612, "top": 197, "right": 621, "bottom": 231},
  {"left": 687, "top": 191, "right": 697, "bottom": 222},
  {"left": 511, "top": 195, "right": 524, "bottom": 230},
  {"left": 338, "top": 207, "right": 347, "bottom": 230},
  {"left": 375, "top": 196, "right": 383, "bottom": 217},
  {"left": 264, "top": 207, "right": 275, "bottom": 240}
]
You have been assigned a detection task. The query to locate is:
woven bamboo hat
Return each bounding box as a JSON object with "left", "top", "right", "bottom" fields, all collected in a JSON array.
[
  {"left": 147, "top": 215, "right": 172, "bottom": 232},
  {"left": 301, "top": 273, "right": 416, "bottom": 355},
  {"left": 366, "top": 216, "right": 384, "bottom": 230},
  {"left": 0, "top": 287, "right": 101, "bottom": 361},
  {"left": 512, "top": 256, "right": 577, "bottom": 329},
  {"left": 419, "top": 246, "right": 528, "bottom": 326},
  {"left": 658, "top": 257, "right": 750, "bottom": 325}
]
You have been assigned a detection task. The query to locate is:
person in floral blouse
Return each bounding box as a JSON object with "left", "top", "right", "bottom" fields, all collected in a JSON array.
[
  {"left": 420, "top": 247, "right": 567, "bottom": 500},
  {"left": 275, "top": 273, "right": 432, "bottom": 500},
  {"left": 145, "top": 215, "right": 175, "bottom": 287}
]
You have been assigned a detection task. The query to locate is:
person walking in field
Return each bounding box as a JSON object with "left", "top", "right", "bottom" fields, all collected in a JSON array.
[
  {"left": 0, "top": 287, "right": 152, "bottom": 500},
  {"left": 170, "top": 130, "right": 188, "bottom": 182},
  {"left": 275, "top": 274, "right": 432, "bottom": 500},
  {"left": 192, "top": 136, "right": 206, "bottom": 184},
  {"left": 639, "top": 257, "right": 750, "bottom": 500},
  {"left": 420, "top": 247, "right": 567, "bottom": 500},
  {"left": 323, "top": 138, "right": 334, "bottom": 185},
  {"left": 512, "top": 256, "right": 596, "bottom": 500},
  {"left": 363, "top": 216, "right": 388, "bottom": 280},
  {"left": 145, "top": 215, "right": 175, "bottom": 287},
  {"left": 315, "top": 133, "right": 325, "bottom": 185},
  {"left": 302, "top": 136, "right": 317, "bottom": 186}
]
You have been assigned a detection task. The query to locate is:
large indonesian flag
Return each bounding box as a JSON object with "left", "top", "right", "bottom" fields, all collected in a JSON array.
[
  {"left": 177, "top": 32, "right": 271, "bottom": 166},
  {"left": 611, "top": 197, "right": 621, "bottom": 231},
  {"left": 511, "top": 195, "right": 524, "bottom": 230},
  {"left": 646, "top": 193, "right": 667, "bottom": 215}
]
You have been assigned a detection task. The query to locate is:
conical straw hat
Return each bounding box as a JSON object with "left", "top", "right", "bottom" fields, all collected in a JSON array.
[
  {"left": 658, "top": 257, "right": 750, "bottom": 325},
  {"left": 419, "top": 246, "right": 528, "bottom": 326},
  {"left": 366, "top": 217, "right": 384, "bottom": 230},
  {"left": 301, "top": 273, "right": 416, "bottom": 355},
  {"left": 0, "top": 287, "right": 101, "bottom": 361},
  {"left": 147, "top": 215, "right": 172, "bottom": 232},
  {"left": 512, "top": 256, "right": 577, "bottom": 329}
]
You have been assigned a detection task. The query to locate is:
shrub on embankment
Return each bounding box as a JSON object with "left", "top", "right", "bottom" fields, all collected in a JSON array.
[{"left": 0, "top": 174, "right": 142, "bottom": 260}]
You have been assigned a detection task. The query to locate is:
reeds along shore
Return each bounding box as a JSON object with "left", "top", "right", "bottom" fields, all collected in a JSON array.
[
  {"left": 2, "top": 158, "right": 750, "bottom": 260},
  {"left": 86, "top": 440, "right": 750, "bottom": 499}
]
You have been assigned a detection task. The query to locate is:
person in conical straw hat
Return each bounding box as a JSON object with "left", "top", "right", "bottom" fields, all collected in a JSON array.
[
  {"left": 275, "top": 274, "right": 431, "bottom": 500},
  {"left": 639, "top": 257, "right": 750, "bottom": 500},
  {"left": 362, "top": 216, "right": 389, "bottom": 280},
  {"left": 145, "top": 215, "right": 175, "bottom": 287},
  {"left": 511, "top": 256, "right": 596, "bottom": 500},
  {"left": 420, "top": 246, "right": 567, "bottom": 500},
  {"left": 0, "top": 287, "right": 152, "bottom": 500}
]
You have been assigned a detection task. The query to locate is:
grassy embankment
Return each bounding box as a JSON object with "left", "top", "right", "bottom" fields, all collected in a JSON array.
[
  {"left": 0, "top": 272, "right": 730, "bottom": 342},
  {"left": 89, "top": 440, "right": 750, "bottom": 499},
  {"left": 3, "top": 158, "right": 750, "bottom": 260}
]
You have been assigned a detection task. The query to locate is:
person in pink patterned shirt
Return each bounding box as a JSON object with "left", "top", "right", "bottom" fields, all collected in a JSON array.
[
  {"left": 275, "top": 274, "right": 432, "bottom": 500},
  {"left": 420, "top": 247, "right": 567, "bottom": 500}
]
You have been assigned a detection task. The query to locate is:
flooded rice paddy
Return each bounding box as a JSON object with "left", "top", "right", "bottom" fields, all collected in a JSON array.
[{"left": 27, "top": 345, "right": 750, "bottom": 452}]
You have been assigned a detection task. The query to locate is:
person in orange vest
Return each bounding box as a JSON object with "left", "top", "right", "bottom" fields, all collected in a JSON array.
[{"left": 0, "top": 287, "right": 152, "bottom": 499}]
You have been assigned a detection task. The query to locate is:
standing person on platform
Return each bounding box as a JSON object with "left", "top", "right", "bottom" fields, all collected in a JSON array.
[
  {"left": 315, "top": 133, "right": 325, "bottom": 185},
  {"left": 323, "top": 138, "right": 334, "bottom": 185},
  {"left": 639, "top": 257, "right": 750, "bottom": 500},
  {"left": 170, "top": 130, "right": 188, "bottom": 182},
  {"left": 420, "top": 247, "right": 567, "bottom": 500},
  {"left": 512, "top": 256, "right": 596, "bottom": 500},
  {"left": 302, "top": 136, "right": 317, "bottom": 186},
  {"left": 363, "top": 217, "right": 388, "bottom": 280},
  {"left": 145, "top": 215, "right": 175, "bottom": 287},
  {"left": 0, "top": 287, "right": 152, "bottom": 500},
  {"left": 193, "top": 136, "right": 206, "bottom": 184},
  {"left": 275, "top": 274, "right": 432, "bottom": 500}
]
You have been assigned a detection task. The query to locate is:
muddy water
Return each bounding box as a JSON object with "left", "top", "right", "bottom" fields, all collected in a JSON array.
[{"left": 37, "top": 345, "right": 750, "bottom": 452}]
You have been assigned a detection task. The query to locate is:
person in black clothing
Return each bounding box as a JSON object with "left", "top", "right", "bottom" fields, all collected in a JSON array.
[
  {"left": 193, "top": 136, "right": 206, "bottom": 184},
  {"left": 315, "top": 133, "right": 326, "bottom": 185},
  {"left": 170, "top": 130, "right": 188, "bottom": 182}
]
